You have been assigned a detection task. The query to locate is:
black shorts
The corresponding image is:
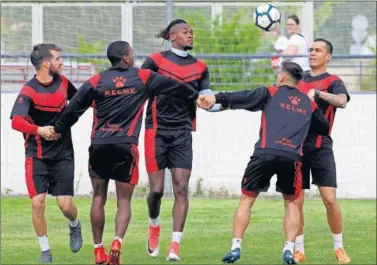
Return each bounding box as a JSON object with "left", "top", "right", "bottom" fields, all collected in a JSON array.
[
  {"left": 302, "top": 147, "right": 337, "bottom": 189},
  {"left": 242, "top": 154, "right": 302, "bottom": 199},
  {"left": 25, "top": 156, "right": 74, "bottom": 199},
  {"left": 144, "top": 128, "right": 192, "bottom": 173},
  {"left": 88, "top": 143, "right": 139, "bottom": 185}
]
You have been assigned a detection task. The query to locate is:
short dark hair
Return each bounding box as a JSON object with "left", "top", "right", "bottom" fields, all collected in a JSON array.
[
  {"left": 287, "top": 15, "right": 300, "bottom": 25},
  {"left": 107, "top": 41, "right": 131, "bottom": 66},
  {"left": 30, "top": 43, "right": 62, "bottom": 70},
  {"left": 314, "top": 38, "right": 333, "bottom": 54},
  {"left": 281, "top": 61, "right": 304, "bottom": 83},
  {"left": 155, "top": 19, "right": 187, "bottom": 41}
]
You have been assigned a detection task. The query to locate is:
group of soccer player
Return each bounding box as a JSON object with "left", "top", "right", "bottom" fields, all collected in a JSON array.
[{"left": 10, "top": 18, "right": 351, "bottom": 265}]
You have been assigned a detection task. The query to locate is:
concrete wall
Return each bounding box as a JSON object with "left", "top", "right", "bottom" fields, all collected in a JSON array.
[{"left": 1, "top": 93, "right": 376, "bottom": 198}]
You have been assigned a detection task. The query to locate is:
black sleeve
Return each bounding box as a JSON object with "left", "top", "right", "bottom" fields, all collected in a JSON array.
[
  {"left": 54, "top": 81, "right": 95, "bottom": 133},
  {"left": 10, "top": 93, "right": 32, "bottom": 119},
  {"left": 309, "top": 108, "right": 330, "bottom": 135},
  {"left": 67, "top": 80, "right": 78, "bottom": 100},
  {"left": 329, "top": 80, "right": 350, "bottom": 102},
  {"left": 144, "top": 70, "right": 199, "bottom": 101},
  {"left": 198, "top": 67, "right": 210, "bottom": 91},
  {"left": 141, "top": 56, "right": 159, "bottom": 71},
  {"left": 215, "top": 87, "right": 270, "bottom": 111}
]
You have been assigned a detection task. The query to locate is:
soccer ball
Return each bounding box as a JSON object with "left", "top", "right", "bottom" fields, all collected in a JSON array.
[{"left": 253, "top": 3, "right": 281, "bottom": 32}]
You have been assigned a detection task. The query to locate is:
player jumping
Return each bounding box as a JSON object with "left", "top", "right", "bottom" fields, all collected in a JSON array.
[
  {"left": 10, "top": 43, "right": 83, "bottom": 263},
  {"left": 199, "top": 61, "right": 329, "bottom": 264},
  {"left": 294, "top": 38, "right": 351, "bottom": 264},
  {"left": 52, "top": 40, "right": 200, "bottom": 265},
  {"left": 141, "top": 19, "right": 221, "bottom": 261}
]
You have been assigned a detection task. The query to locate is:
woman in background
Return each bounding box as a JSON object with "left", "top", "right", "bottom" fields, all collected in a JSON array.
[{"left": 272, "top": 15, "right": 309, "bottom": 72}]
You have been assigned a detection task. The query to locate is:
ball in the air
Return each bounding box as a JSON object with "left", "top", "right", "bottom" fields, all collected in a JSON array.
[{"left": 253, "top": 3, "right": 281, "bottom": 31}]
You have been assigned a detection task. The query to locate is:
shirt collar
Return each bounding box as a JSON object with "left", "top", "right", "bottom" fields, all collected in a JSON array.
[
  {"left": 308, "top": 71, "right": 328, "bottom": 77},
  {"left": 171, "top": 48, "right": 188, "bottom": 57}
]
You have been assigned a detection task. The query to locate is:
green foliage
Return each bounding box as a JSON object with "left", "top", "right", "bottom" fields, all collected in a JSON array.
[
  {"left": 71, "top": 35, "right": 108, "bottom": 72},
  {"left": 313, "top": 2, "right": 343, "bottom": 32},
  {"left": 184, "top": 11, "right": 276, "bottom": 91}
]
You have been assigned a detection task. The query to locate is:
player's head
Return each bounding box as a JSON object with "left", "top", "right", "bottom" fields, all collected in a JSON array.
[
  {"left": 30, "top": 43, "right": 63, "bottom": 75},
  {"left": 107, "top": 41, "right": 134, "bottom": 67},
  {"left": 286, "top": 15, "right": 300, "bottom": 35},
  {"left": 276, "top": 61, "right": 304, "bottom": 86},
  {"left": 155, "top": 19, "right": 194, "bottom": 50},
  {"left": 309, "top": 38, "right": 333, "bottom": 69}
]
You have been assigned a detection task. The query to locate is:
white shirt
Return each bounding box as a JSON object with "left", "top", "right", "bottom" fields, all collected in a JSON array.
[{"left": 286, "top": 33, "right": 309, "bottom": 71}]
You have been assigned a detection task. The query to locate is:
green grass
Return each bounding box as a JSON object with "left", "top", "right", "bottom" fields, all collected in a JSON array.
[{"left": 1, "top": 197, "right": 376, "bottom": 264}]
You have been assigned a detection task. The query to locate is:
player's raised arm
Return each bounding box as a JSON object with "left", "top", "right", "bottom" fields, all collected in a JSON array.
[
  {"left": 54, "top": 74, "right": 98, "bottom": 133},
  {"left": 309, "top": 100, "right": 330, "bottom": 135},
  {"left": 309, "top": 79, "right": 350, "bottom": 109},
  {"left": 212, "top": 86, "right": 271, "bottom": 111},
  {"left": 140, "top": 69, "right": 199, "bottom": 101}
]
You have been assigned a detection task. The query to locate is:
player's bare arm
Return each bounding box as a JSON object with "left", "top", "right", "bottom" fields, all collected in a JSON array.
[{"left": 307, "top": 89, "right": 348, "bottom": 109}]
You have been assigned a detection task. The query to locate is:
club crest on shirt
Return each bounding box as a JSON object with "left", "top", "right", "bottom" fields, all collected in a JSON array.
[
  {"left": 17, "top": 97, "right": 24, "bottom": 104},
  {"left": 113, "top": 76, "right": 127, "bottom": 88}
]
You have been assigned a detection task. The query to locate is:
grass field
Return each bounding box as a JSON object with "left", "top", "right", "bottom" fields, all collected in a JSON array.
[{"left": 1, "top": 196, "right": 376, "bottom": 264}]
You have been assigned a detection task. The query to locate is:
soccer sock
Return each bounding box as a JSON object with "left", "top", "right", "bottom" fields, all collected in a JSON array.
[
  {"left": 332, "top": 233, "right": 344, "bottom": 250},
  {"left": 231, "top": 238, "right": 242, "bottom": 250},
  {"left": 69, "top": 219, "right": 79, "bottom": 228},
  {"left": 94, "top": 243, "right": 103, "bottom": 248},
  {"left": 172, "top": 232, "right": 182, "bottom": 244},
  {"left": 38, "top": 235, "right": 50, "bottom": 252},
  {"left": 283, "top": 241, "right": 295, "bottom": 254},
  {"left": 149, "top": 217, "right": 159, "bottom": 227},
  {"left": 295, "top": 234, "right": 305, "bottom": 253},
  {"left": 114, "top": 236, "right": 123, "bottom": 243}
]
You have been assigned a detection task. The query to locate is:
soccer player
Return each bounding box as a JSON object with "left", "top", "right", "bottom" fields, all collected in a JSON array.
[
  {"left": 52, "top": 40, "right": 200, "bottom": 265},
  {"left": 199, "top": 61, "right": 330, "bottom": 264},
  {"left": 9, "top": 43, "right": 83, "bottom": 263},
  {"left": 294, "top": 38, "right": 351, "bottom": 264},
  {"left": 141, "top": 18, "right": 221, "bottom": 261}
]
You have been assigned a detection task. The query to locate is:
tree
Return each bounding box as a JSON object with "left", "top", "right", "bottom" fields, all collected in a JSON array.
[
  {"left": 184, "top": 11, "right": 276, "bottom": 91},
  {"left": 70, "top": 35, "right": 108, "bottom": 72}
]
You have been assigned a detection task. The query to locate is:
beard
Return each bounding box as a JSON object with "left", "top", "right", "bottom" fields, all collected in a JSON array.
[
  {"left": 183, "top": 45, "right": 193, "bottom": 51},
  {"left": 49, "top": 66, "right": 60, "bottom": 76}
]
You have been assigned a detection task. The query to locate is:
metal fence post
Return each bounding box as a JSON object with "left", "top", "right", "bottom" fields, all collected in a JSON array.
[{"left": 164, "top": 0, "right": 174, "bottom": 197}]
